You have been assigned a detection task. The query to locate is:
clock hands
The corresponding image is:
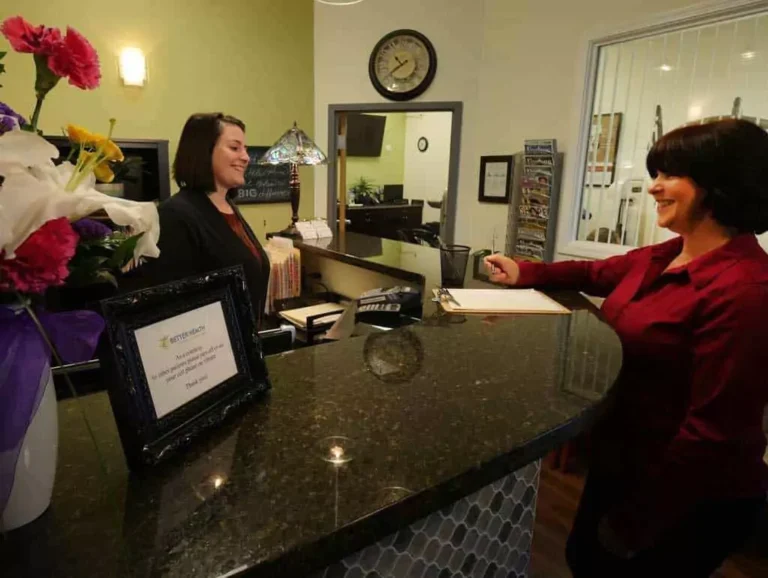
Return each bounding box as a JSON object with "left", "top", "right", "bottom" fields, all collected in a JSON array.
[{"left": 390, "top": 58, "right": 410, "bottom": 75}]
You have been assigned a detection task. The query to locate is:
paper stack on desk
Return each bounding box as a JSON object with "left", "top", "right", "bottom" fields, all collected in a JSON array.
[
  {"left": 279, "top": 302, "right": 346, "bottom": 329},
  {"left": 295, "top": 220, "right": 333, "bottom": 240},
  {"left": 434, "top": 288, "right": 570, "bottom": 315}
]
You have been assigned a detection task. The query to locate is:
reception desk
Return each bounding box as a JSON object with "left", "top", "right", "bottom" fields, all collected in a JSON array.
[{"left": 2, "top": 236, "right": 623, "bottom": 578}]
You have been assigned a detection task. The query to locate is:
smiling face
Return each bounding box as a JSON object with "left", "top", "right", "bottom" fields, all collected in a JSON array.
[
  {"left": 211, "top": 123, "right": 249, "bottom": 190},
  {"left": 648, "top": 171, "right": 711, "bottom": 234}
]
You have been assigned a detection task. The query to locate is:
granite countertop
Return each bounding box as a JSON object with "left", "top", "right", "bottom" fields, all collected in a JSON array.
[{"left": 2, "top": 298, "right": 622, "bottom": 578}]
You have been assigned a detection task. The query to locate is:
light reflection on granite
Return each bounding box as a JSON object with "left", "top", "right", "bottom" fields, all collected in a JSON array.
[{"left": 2, "top": 306, "right": 621, "bottom": 577}]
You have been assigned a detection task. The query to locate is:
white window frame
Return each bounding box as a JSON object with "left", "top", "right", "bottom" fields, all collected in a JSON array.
[{"left": 559, "top": 0, "right": 768, "bottom": 261}]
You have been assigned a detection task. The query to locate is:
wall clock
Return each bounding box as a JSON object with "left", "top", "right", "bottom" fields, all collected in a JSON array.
[
  {"left": 368, "top": 29, "right": 437, "bottom": 102},
  {"left": 417, "top": 137, "right": 429, "bottom": 152}
]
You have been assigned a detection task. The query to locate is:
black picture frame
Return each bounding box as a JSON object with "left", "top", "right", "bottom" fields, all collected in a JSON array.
[
  {"left": 368, "top": 29, "right": 438, "bottom": 102},
  {"left": 478, "top": 155, "right": 513, "bottom": 204},
  {"left": 100, "top": 266, "right": 270, "bottom": 470}
]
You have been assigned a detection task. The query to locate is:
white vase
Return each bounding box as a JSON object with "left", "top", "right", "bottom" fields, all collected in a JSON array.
[{"left": 0, "top": 366, "right": 58, "bottom": 531}]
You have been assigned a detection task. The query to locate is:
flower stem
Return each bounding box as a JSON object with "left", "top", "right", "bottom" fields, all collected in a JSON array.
[{"left": 29, "top": 96, "right": 44, "bottom": 133}]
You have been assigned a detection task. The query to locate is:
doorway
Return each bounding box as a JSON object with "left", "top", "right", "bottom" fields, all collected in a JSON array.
[{"left": 327, "top": 102, "right": 463, "bottom": 244}]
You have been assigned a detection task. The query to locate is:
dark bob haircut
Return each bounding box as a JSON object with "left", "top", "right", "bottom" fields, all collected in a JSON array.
[
  {"left": 173, "top": 113, "right": 245, "bottom": 192},
  {"left": 646, "top": 118, "right": 768, "bottom": 234}
]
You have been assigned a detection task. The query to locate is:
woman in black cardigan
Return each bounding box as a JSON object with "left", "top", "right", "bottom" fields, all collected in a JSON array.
[{"left": 134, "top": 113, "right": 270, "bottom": 325}]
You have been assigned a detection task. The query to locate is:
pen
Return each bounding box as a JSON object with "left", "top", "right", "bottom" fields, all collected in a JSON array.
[{"left": 488, "top": 231, "right": 499, "bottom": 275}]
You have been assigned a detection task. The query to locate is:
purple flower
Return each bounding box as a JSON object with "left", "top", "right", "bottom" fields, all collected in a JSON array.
[
  {"left": 0, "top": 101, "right": 27, "bottom": 132},
  {"left": 0, "top": 115, "right": 15, "bottom": 135},
  {"left": 71, "top": 218, "right": 112, "bottom": 240}
]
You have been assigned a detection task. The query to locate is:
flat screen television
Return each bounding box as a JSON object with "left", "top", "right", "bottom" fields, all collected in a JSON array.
[{"left": 346, "top": 113, "right": 386, "bottom": 157}]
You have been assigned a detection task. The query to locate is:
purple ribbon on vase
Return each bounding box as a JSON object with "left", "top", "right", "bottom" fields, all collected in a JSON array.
[{"left": 0, "top": 306, "right": 105, "bottom": 518}]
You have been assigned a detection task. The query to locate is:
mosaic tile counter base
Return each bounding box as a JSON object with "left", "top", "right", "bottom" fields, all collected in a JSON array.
[{"left": 315, "top": 461, "right": 541, "bottom": 578}]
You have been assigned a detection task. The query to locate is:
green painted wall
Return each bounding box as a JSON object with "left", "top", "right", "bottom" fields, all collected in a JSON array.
[
  {"left": 0, "top": 0, "right": 315, "bottom": 241},
  {"left": 346, "top": 113, "right": 406, "bottom": 196}
]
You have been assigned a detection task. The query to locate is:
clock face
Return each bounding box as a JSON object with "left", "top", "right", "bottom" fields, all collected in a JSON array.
[{"left": 369, "top": 29, "right": 437, "bottom": 101}]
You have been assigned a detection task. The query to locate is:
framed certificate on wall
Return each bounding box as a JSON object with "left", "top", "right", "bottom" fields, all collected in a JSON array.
[{"left": 101, "top": 266, "right": 270, "bottom": 469}]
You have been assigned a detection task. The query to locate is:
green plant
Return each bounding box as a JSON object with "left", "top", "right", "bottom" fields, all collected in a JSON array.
[
  {"left": 349, "top": 176, "right": 380, "bottom": 204},
  {"left": 109, "top": 156, "right": 144, "bottom": 184}
]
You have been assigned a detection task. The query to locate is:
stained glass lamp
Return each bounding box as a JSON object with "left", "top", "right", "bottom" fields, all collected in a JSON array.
[{"left": 259, "top": 122, "right": 327, "bottom": 238}]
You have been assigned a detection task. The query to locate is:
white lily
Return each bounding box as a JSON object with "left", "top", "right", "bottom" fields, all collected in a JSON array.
[
  {"left": 0, "top": 129, "right": 160, "bottom": 262},
  {"left": 0, "top": 129, "right": 59, "bottom": 175}
]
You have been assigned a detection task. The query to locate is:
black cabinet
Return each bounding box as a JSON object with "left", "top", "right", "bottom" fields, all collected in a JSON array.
[{"left": 343, "top": 205, "right": 423, "bottom": 240}]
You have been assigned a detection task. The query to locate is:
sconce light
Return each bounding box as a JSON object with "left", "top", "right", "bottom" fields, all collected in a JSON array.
[{"left": 119, "top": 47, "right": 147, "bottom": 87}]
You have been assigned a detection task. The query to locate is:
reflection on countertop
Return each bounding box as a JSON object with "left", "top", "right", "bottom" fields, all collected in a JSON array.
[{"left": 2, "top": 300, "right": 622, "bottom": 578}]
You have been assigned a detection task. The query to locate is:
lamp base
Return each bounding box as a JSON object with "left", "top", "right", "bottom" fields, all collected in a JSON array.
[{"left": 276, "top": 222, "right": 302, "bottom": 239}]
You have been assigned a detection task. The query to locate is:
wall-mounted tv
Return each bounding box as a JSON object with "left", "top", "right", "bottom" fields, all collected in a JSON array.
[{"left": 346, "top": 113, "right": 386, "bottom": 157}]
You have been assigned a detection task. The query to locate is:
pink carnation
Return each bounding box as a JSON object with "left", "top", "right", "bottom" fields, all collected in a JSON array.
[
  {"left": 1, "top": 16, "right": 61, "bottom": 55},
  {"left": 47, "top": 27, "right": 100, "bottom": 90},
  {"left": 0, "top": 218, "right": 79, "bottom": 294}
]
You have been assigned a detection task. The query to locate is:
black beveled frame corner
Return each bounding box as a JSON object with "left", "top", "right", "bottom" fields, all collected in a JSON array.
[
  {"left": 478, "top": 155, "right": 514, "bottom": 204},
  {"left": 100, "top": 265, "right": 270, "bottom": 470}
]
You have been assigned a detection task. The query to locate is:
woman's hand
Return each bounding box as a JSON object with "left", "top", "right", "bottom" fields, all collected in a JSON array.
[{"left": 484, "top": 254, "right": 520, "bottom": 286}]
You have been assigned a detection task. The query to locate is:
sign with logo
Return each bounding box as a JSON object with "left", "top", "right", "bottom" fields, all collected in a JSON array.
[
  {"left": 101, "top": 266, "right": 270, "bottom": 469},
  {"left": 135, "top": 302, "right": 238, "bottom": 419}
]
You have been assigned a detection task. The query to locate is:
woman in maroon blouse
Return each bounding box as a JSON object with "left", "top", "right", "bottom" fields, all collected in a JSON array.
[{"left": 487, "top": 119, "right": 768, "bottom": 577}]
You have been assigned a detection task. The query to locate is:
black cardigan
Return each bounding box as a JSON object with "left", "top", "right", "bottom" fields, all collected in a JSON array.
[{"left": 128, "top": 189, "right": 270, "bottom": 320}]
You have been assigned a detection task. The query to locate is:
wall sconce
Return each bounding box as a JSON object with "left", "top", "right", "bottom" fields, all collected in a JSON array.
[{"left": 119, "top": 47, "right": 147, "bottom": 87}]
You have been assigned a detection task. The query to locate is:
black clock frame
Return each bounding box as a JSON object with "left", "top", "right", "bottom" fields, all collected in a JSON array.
[{"left": 368, "top": 29, "right": 438, "bottom": 102}]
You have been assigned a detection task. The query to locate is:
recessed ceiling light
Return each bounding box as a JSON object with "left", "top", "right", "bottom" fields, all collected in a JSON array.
[
  {"left": 741, "top": 51, "right": 757, "bottom": 60},
  {"left": 658, "top": 64, "right": 673, "bottom": 72}
]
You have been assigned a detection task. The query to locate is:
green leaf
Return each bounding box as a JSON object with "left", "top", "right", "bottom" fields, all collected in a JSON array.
[
  {"left": 95, "top": 270, "right": 118, "bottom": 287},
  {"left": 69, "top": 254, "right": 108, "bottom": 269},
  {"left": 106, "top": 233, "right": 143, "bottom": 269}
]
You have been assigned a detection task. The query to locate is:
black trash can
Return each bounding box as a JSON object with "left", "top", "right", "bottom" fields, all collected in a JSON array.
[{"left": 440, "top": 245, "right": 471, "bottom": 288}]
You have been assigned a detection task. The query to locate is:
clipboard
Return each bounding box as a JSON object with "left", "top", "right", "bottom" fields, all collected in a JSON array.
[{"left": 433, "top": 288, "right": 570, "bottom": 315}]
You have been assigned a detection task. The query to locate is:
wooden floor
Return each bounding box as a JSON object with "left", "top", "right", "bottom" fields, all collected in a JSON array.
[{"left": 530, "top": 463, "right": 768, "bottom": 578}]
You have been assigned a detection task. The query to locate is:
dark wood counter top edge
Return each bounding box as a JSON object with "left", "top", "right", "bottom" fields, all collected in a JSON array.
[{"left": 295, "top": 239, "right": 425, "bottom": 286}]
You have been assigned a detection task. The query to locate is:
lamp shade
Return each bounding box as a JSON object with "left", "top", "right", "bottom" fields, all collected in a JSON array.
[{"left": 259, "top": 122, "right": 327, "bottom": 166}]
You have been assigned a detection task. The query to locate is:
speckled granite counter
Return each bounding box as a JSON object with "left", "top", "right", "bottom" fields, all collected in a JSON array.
[{"left": 2, "top": 294, "right": 622, "bottom": 577}]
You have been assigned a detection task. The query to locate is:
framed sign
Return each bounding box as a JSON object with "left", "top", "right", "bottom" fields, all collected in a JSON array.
[
  {"left": 478, "top": 155, "right": 513, "bottom": 203},
  {"left": 232, "top": 146, "right": 291, "bottom": 204},
  {"left": 101, "top": 266, "right": 270, "bottom": 469}
]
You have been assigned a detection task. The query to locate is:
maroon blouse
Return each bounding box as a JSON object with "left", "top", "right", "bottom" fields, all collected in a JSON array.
[{"left": 518, "top": 234, "right": 768, "bottom": 545}]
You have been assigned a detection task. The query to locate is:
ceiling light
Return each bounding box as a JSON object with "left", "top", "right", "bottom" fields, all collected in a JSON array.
[
  {"left": 687, "top": 104, "right": 703, "bottom": 120},
  {"left": 741, "top": 50, "right": 757, "bottom": 60},
  {"left": 658, "top": 64, "right": 673, "bottom": 72}
]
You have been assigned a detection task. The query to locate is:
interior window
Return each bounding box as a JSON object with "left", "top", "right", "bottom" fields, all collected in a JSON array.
[{"left": 578, "top": 10, "right": 768, "bottom": 247}]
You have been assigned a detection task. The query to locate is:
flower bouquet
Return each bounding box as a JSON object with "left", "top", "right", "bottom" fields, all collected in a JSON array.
[{"left": 0, "top": 16, "right": 160, "bottom": 531}]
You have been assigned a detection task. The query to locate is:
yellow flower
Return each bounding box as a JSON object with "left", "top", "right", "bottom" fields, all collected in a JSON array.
[
  {"left": 94, "top": 160, "right": 116, "bottom": 183},
  {"left": 78, "top": 150, "right": 115, "bottom": 183},
  {"left": 97, "top": 137, "right": 124, "bottom": 162},
  {"left": 66, "top": 124, "right": 97, "bottom": 145}
]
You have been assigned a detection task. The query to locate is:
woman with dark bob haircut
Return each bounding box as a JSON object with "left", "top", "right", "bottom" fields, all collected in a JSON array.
[
  {"left": 134, "top": 113, "right": 270, "bottom": 323},
  {"left": 487, "top": 119, "right": 768, "bottom": 576}
]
